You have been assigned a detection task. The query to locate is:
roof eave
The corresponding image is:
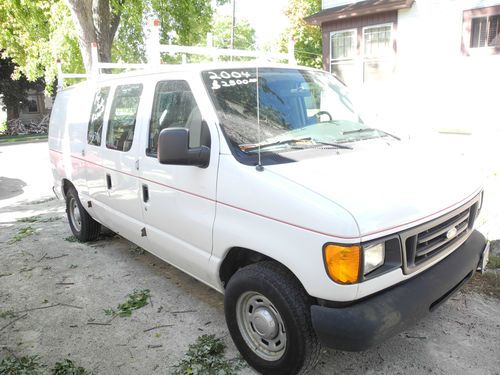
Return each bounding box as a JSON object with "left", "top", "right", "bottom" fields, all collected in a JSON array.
[{"left": 304, "top": 0, "right": 415, "bottom": 25}]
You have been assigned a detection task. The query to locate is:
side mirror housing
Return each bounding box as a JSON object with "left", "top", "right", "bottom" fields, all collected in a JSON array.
[{"left": 157, "top": 127, "right": 210, "bottom": 168}]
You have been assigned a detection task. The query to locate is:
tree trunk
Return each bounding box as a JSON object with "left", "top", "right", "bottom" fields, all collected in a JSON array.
[
  {"left": 6, "top": 102, "right": 19, "bottom": 121},
  {"left": 64, "top": 0, "right": 121, "bottom": 73}
]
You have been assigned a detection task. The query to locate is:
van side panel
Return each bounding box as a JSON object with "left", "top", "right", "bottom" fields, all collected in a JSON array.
[
  {"left": 48, "top": 85, "right": 94, "bottom": 198},
  {"left": 209, "top": 155, "right": 361, "bottom": 301}
]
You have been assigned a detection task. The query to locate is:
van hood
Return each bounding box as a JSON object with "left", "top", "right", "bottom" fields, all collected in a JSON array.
[{"left": 265, "top": 141, "right": 482, "bottom": 239}]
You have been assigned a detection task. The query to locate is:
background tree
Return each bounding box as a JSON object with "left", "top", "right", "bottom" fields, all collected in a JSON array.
[
  {"left": 0, "top": 1, "right": 82, "bottom": 88},
  {"left": 0, "top": 56, "right": 43, "bottom": 122},
  {"left": 211, "top": 16, "right": 256, "bottom": 50},
  {"left": 280, "top": 0, "right": 322, "bottom": 68},
  {"left": 0, "top": 0, "right": 228, "bottom": 90}
]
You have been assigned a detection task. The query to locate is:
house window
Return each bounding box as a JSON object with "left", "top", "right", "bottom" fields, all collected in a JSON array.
[
  {"left": 363, "top": 24, "right": 394, "bottom": 82},
  {"left": 463, "top": 5, "right": 500, "bottom": 55},
  {"left": 470, "top": 15, "right": 500, "bottom": 48},
  {"left": 330, "top": 29, "right": 357, "bottom": 84},
  {"left": 24, "top": 95, "right": 39, "bottom": 113}
]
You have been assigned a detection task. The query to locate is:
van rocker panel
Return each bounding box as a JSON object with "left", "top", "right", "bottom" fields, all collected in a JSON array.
[{"left": 311, "top": 230, "right": 486, "bottom": 351}]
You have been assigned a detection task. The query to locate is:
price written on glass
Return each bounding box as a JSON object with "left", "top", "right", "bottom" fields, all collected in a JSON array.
[{"left": 208, "top": 71, "right": 257, "bottom": 90}]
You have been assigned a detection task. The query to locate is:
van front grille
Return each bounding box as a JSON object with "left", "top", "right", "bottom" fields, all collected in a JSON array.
[{"left": 402, "top": 195, "right": 480, "bottom": 273}]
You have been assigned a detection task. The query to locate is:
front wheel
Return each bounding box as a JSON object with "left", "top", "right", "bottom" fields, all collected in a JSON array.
[
  {"left": 66, "top": 187, "right": 101, "bottom": 242},
  {"left": 224, "top": 261, "right": 320, "bottom": 375}
]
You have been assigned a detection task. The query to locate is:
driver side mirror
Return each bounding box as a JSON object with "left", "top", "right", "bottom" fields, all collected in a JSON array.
[{"left": 157, "top": 127, "right": 210, "bottom": 168}]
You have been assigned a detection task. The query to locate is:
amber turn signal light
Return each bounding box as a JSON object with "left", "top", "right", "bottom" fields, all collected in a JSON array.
[{"left": 324, "top": 244, "right": 361, "bottom": 284}]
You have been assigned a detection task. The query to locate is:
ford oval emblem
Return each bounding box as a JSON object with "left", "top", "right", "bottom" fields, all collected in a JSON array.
[{"left": 446, "top": 227, "right": 458, "bottom": 239}]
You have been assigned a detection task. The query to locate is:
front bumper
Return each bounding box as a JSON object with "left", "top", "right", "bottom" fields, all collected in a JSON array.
[{"left": 311, "top": 230, "right": 486, "bottom": 351}]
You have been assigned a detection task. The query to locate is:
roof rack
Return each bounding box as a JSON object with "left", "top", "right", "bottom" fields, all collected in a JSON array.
[{"left": 57, "top": 19, "right": 296, "bottom": 91}]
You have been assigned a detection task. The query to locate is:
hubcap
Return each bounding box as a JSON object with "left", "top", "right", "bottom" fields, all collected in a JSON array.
[
  {"left": 69, "top": 197, "right": 82, "bottom": 232},
  {"left": 236, "top": 292, "right": 286, "bottom": 361}
]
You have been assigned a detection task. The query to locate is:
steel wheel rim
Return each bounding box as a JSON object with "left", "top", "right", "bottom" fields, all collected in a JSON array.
[
  {"left": 236, "top": 291, "right": 287, "bottom": 361},
  {"left": 69, "top": 197, "right": 82, "bottom": 232}
]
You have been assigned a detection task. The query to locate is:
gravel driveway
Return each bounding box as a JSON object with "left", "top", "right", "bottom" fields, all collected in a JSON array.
[{"left": 0, "top": 141, "right": 499, "bottom": 374}]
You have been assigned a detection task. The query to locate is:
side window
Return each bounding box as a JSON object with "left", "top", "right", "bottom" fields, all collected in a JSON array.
[
  {"left": 106, "top": 84, "right": 143, "bottom": 152},
  {"left": 87, "top": 87, "right": 110, "bottom": 146},
  {"left": 148, "top": 80, "right": 205, "bottom": 156}
]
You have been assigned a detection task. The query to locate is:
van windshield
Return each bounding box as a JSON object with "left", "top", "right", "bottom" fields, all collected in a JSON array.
[{"left": 202, "top": 68, "right": 387, "bottom": 157}]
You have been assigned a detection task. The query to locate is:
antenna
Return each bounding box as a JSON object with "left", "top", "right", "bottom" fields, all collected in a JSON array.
[{"left": 256, "top": 65, "right": 264, "bottom": 172}]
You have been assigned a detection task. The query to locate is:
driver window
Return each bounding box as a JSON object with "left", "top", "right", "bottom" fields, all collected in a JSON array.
[{"left": 148, "top": 80, "right": 204, "bottom": 156}]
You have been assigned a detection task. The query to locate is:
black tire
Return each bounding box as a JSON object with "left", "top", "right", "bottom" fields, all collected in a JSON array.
[
  {"left": 224, "top": 261, "right": 321, "bottom": 375},
  {"left": 65, "top": 187, "right": 101, "bottom": 242}
]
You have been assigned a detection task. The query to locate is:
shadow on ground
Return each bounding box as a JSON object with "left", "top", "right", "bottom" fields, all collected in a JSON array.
[{"left": 0, "top": 177, "right": 27, "bottom": 200}]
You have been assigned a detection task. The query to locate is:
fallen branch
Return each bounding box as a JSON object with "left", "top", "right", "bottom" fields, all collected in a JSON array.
[
  {"left": 147, "top": 344, "right": 163, "bottom": 349},
  {"left": 143, "top": 324, "right": 174, "bottom": 333},
  {"left": 37, "top": 252, "right": 48, "bottom": 262},
  {"left": 46, "top": 254, "right": 68, "bottom": 260},
  {"left": 0, "top": 313, "right": 28, "bottom": 332},
  {"left": 56, "top": 282, "right": 75, "bottom": 285},
  {"left": 87, "top": 322, "right": 112, "bottom": 326},
  {"left": 169, "top": 309, "right": 197, "bottom": 314},
  {"left": 407, "top": 336, "right": 426, "bottom": 340},
  {"left": 15, "top": 304, "right": 60, "bottom": 314},
  {"left": 58, "top": 303, "right": 83, "bottom": 309}
]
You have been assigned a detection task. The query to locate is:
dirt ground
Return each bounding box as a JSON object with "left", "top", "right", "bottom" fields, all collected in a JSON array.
[{"left": 1, "top": 141, "right": 499, "bottom": 374}]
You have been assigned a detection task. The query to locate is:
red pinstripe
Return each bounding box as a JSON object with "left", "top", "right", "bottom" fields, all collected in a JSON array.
[{"left": 49, "top": 149, "right": 481, "bottom": 241}]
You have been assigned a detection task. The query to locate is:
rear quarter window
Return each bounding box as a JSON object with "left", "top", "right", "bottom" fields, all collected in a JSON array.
[{"left": 87, "top": 87, "right": 110, "bottom": 146}]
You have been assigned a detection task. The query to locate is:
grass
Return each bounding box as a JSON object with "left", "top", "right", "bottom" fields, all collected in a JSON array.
[
  {"left": 0, "top": 356, "right": 92, "bottom": 375},
  {"left": 171, "top": 334, "right": 243, "bottom": 375},
  {"left": 16, "top": 215, "right": 61, "bottom": 223},
  {"left": 0, "top": 133, "right": 48, "bottom": 144},
  {"left": 129, "top": 245, "right": 145, "bottom": 255},
  {"left": 29, "top": 197, "right": 55, "bottom": 204},
  {"left": 0, "top": 310, "right": 17, "bottom": 319},
  {"left": 0, "top": 355, "right": 44, "bottom": 375},
  {"left": 465, "top": 270, "right": 500, "bottom": 299},
  {"left": 64, "top": 236, "right": 79, "bottom": 243},
  {"left": 52, "top": 359, "right": 92, "bottom": 375},
  {"left": 488, "top": 255, "right": 500, "bottom": 269},
  {"left": 104, "top": 289, "right": 150, "bottom": 317},
  {"left": 9, "top": 226, "right": 35, "bottom": 243}
]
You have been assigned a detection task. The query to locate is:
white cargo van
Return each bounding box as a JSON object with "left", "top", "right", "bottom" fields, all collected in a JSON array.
[{"left": 49, "top": 62, "right": 489, "bottom": 374}]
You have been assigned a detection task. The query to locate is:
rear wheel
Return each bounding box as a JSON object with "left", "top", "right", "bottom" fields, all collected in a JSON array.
[
  {"left": 224, "top": 261, "right": 321, "bottom": 375},
  {"left": 66, "top": 187, "right": 100, "bottom": 242}
]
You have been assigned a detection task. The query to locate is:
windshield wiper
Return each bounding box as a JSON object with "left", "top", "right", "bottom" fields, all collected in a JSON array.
[
  {"left": 243, "top": 137, "right": 313, "bottom": 152},
  {"left": 342, "top": 127, "right": 400, "bottom": 141},
  {"left": 312, "top": 141, "right": 353, "bottom": 150},
  {"left": 243, "top": 137, "right": 353, "bottom": 152}
]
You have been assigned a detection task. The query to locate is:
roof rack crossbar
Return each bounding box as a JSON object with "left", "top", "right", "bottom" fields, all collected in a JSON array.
[{"left": 57, "top": 19, "right": 296, "bottom": 91}]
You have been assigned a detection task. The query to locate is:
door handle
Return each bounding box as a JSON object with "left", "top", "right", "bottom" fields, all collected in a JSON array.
[
  {"left": 106, "top": 174, "right": 112, "bottom": 190},
  {"left": 142, "top": 184, "right": 149, "bottom": 203}
]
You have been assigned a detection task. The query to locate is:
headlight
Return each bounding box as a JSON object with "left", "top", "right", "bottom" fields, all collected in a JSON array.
[
  {"left": 323, "top": 239, "right": 396, "bottom": 284},
  {"left": 363, "top": 243, "right": 385, "bottom": 275}
]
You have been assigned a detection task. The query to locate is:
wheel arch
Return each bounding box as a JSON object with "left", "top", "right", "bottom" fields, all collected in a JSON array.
[
  {"left": 219, "top": 247, "right": 314, "bottom": 301},
  {"left": 61, "top": 178, "right": 74, "bottom": 199}
]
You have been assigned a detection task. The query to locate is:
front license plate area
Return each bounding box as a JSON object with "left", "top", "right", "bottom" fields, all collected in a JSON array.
[{"left": 477, "top": 241, "right": 490, "bottom": 274}]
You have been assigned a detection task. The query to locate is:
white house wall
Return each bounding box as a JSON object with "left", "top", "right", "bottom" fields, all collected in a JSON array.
[{"left": 350, "top": 0, "right": 500, "bottom": 141}]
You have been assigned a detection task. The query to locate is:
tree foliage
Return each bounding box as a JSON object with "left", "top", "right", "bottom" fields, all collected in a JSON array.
[
  {"left": 0, "top": 0, "right": 229, "bottom": 91},
  {"left": 281, "top": 0, "right": 322, "bottom": 69},
  {"left": 0, "top": 1, "right": 82, "bottom": 89},
  {"left": 211, "top": 16, "right": 256, "bottom": 50}
]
